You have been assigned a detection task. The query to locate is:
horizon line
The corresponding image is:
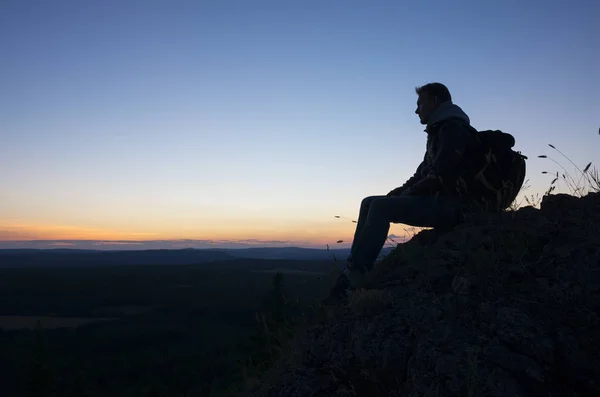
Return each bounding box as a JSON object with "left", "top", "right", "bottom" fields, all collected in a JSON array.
[{"left": 0, "top": 238, "right": 359, "bottom": 251}]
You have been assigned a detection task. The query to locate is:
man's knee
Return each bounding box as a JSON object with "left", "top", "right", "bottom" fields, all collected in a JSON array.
[
  {"left": 361, "top": 195, "right": 384, "bottom": 210},
  {"left": 365, "top": 197, "right": 394, "bottom": 221}
]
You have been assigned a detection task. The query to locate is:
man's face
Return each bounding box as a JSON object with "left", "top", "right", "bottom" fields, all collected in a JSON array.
[{"left": 415, "top": 92, "right": 439, "bottom": 125}]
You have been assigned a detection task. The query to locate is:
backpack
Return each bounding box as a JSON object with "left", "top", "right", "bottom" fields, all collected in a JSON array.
[{"left": 458, "top": 129, "right": 528, "bottom": 212}]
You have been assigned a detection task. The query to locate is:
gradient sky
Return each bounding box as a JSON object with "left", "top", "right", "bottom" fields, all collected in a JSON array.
[{"left": 1, "top": 0, "right": 598, "bottom": 249}]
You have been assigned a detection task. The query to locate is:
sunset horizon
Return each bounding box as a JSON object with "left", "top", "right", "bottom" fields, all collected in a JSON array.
[
  {"left": 0, "top": 219, "right": 415, "bottom": 250},
  {"left": 2, "top": 0, "right": 597, "bottom": 252},
  {"left": 0, "top": 238, "right": 353, "bottom": 250}
]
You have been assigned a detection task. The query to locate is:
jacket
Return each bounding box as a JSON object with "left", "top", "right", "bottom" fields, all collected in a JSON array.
[{"left": 389, "top": 101, "right": 479, "bottom": 198}]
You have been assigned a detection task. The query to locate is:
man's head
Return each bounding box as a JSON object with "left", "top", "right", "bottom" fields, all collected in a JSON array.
[{"left": 415, "top": 82, "right": 452, "bottom": 125}]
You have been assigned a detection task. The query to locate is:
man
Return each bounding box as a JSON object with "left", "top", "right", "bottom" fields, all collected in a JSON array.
[{"left": 329, "top": 82, "right": 481, "bottom": 298}]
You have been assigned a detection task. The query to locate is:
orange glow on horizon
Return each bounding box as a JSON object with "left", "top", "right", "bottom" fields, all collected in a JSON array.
[
  {"left": 0, "top": 221, "right": 339, "bottom": 243},
  {"left": 0, "top": 222, "right": 160, "bottom": 241},
  {"left": 0, "top": 220, "right": 413, "bottom": 247}
]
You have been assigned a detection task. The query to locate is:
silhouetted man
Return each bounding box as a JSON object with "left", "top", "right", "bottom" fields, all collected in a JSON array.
[{"left": 330, "top": 82, "right": 480, "bottom": 297}]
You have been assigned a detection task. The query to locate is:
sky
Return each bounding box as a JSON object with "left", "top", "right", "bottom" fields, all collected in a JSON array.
[{"left": 1, "top": 0, "right": 598, "bottom": 250}]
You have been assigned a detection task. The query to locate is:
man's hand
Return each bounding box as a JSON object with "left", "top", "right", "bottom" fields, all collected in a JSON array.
[{"left": 403, "top": 173, "right": 438, "bottom": 197}]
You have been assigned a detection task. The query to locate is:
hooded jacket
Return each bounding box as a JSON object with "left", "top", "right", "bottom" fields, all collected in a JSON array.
[{"left": 390, "top": 101, "right": 479, "bottom": 198}]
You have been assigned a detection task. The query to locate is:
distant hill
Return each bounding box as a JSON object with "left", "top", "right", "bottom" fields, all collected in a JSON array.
[
  {"left": 0, "top": 245, "right": 400, "bottom": 268},
  {"left": 0, "top": 247, "right": 364, "bottom": 268}
]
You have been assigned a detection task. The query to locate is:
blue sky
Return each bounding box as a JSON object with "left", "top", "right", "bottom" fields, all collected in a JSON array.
[{"left": 1, "top": 0, "right": 598, "bottom": 249}]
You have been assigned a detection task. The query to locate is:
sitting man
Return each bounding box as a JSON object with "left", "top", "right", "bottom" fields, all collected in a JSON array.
[{"left": 330, "top": 82, "right": 482, "bottom": 297}]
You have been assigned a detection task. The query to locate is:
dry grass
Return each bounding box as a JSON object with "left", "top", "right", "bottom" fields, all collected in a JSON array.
[
  {"left": 496, "top": 143, "right": 599, "bottom": 211},
  {"left": 538, "top": 143, "right": 600, "bottom": 197}
]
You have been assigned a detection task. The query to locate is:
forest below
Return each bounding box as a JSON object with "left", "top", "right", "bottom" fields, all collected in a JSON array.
[{"left": 0, "top": 257, "right": 338, "bottom": 396}]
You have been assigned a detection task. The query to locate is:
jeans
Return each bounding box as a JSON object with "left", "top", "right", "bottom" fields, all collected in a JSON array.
[{"left": 349, "top": 195, "right": 465, "bottom": 272}]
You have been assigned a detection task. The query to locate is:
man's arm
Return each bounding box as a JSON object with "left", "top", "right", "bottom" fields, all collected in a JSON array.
[
  {"left": 404, "top": 120, "right": 472, "bottom": 195},
  {"left": 387, "top": 153, "right": 429, "bottom": 196}
]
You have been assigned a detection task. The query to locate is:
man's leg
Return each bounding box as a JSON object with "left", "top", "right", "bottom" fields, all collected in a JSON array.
[
  {"left": 351, "top": 195, "right": 463, "bottom": 273},
  {"left": 328, "top": 196, "right": 387, "bottom": 300},
  {"left": 350, "top": 196, "right": 386, "bottom": 257}
]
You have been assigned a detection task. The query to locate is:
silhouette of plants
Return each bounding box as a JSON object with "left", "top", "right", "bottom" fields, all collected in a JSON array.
[{"left": 538, "top": 143, "right": 599, "bottom": 198}]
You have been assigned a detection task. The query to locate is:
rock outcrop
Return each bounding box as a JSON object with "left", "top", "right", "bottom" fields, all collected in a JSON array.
[{"left": 241, "top": 192, "right": 600, "bottom": 397}]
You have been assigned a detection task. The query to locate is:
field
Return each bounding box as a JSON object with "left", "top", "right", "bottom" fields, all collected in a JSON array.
[{"left": 0, "top": 257, "right": 338, "bottom": 397}]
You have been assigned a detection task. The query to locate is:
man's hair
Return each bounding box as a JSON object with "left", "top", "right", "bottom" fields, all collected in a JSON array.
[{"left": 415, "top": 82, "right": 452, "bottom": 103}]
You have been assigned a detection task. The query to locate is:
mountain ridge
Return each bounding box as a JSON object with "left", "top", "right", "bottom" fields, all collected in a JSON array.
[{"left": 0, "top": 247, "right": 364, "bottom": 267}]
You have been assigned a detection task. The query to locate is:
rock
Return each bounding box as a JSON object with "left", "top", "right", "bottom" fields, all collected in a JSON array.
[{"left": 240, "top": 192, "right": 600, "bottom": 397}]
